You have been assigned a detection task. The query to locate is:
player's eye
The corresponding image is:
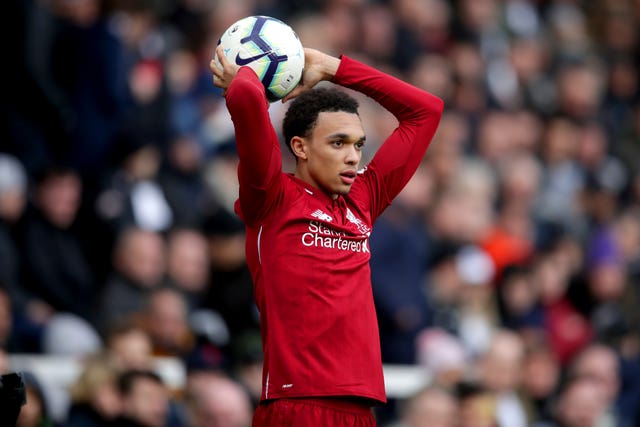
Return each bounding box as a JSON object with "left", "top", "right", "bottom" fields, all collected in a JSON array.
[
  {"left": 355, "top": 141, "right": 365, "bottom": 150},
  {"left": 331, "top": 140, "right": 343, "bottom": 147}
]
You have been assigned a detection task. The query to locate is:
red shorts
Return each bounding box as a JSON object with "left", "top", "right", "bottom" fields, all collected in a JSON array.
[{"left": 252, "top": 398, "right": 376, "bottom": 427}]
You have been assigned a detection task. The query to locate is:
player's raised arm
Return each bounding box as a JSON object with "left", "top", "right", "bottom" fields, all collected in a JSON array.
[
  {"left": 334, "top": 56, "right": 444, "bottom": 215},
  {"left": 210, "top": 45, "right": 283, "bottom": 225}
]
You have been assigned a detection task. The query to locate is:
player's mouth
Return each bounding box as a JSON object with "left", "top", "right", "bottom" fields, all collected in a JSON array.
[{"left": 340, "top": 170, "right": 357, "bottom": 185}]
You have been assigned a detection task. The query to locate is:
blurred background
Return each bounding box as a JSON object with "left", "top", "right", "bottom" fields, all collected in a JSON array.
[{"left": 1, "top": 0, "right": 640, "bottom": 426}]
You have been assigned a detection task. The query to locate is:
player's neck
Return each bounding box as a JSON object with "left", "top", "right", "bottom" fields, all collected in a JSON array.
[{"left": 294, "top": 168, "right": 339, "bottom": 200}]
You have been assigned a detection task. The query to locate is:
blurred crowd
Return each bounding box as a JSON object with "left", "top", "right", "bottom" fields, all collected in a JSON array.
[{"left": 1, "top": 0, "right": 640, "bottom": 426}]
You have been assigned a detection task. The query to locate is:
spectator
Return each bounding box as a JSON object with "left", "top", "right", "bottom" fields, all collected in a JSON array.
[
  {"left": 97, "top": 227, "right": 166, "bottom": 331},
  {"left": 18, "top": 166, "right": 95, "bottom": 324},
  {"left": 164, "top": 228, "right": 211, "bottom": 309},
  {"left": 389, "top": 385, "right": 458, "bottom": 427},
  {"left": 423, "top": 243, "right": 463, "bottom": 337},
  {"left": 16, "top": 372, "right": 55, "bottom": 427},
  {"left": 158, "top": 137, "right": 210, "bottom": 229},
  {"left": 543, "top": 376, "right": 609, "bottom": 427},
  {"left": 567, "top": 344, "right": 621, "bottom": 426},
  {"left": 183, "top": 372, "right": 253, "bottom": 427},
  {"left": 0, "top": 153, "right": 28, "bottom": 319},
  {"left": 96, "top": 138, "right": 174, "bottom": 233},
  {"left": 455, "top": 245, "right": 498, "bottom": 357},
  {"left": 64, "top": 353, "right": 122, "bottom": 427},
  {"left": 230, "top": 331, "right": 263, "bottom": 408},
  {"left": 416, "top": 328, "right": 468, "bottom": 389},
  {"left": 422, "top": 112, "right": 467, "bottom": 191},
  {"left": 0, "top": 287, "right": 14, "bottom": 350},
  {"left": 495, "top": 264, "right": 545, "bottom": 344},
  {"left": 456, "top": 381, "right": 499, "bottom": 427},
  {"left": 41, "top": 0, "right": 128, "bottom": 176},
  {"left": 113, "top": 370, "right": 171, "bottom": 427},
  {"left": 141, "top": 287, "right": 195, "bottom": 358},
  {"left": 576, "top": 121, "right": 628, "bottom": 227},
  {"left": 0, "top": 347, "right": 9, "bottom": 374},
  {"left": 105, "top": 321, "right": 154, "bottom": 372},
  {"left": 533, "top": 248, "right": 593, "bottom": 365},
  {"left": 476, "top": 329, "right": 528, "bottom": 427},
  {"left": 611, "top": 208, "right": 640, "bottom": 283},
  {"left": 555, "top": 61, "right": 605, "bottom": 122},
  {"left": 494, "top": 151, "right": 551, "bottom": 252},
  {"left": 202, "top": 209, "right": 258, "bottom": 337},
  {"left": 520, "top": 345, "right": 561, "bottom": 424},
  {"left": 581, "top": 225, "right": 633, "bottom": 341},
  {"left": 370, "top": 164, "right": 435, "bottom": 364},
  {"left": 536, "top": 116, "right": 585, "bottom": 236}
]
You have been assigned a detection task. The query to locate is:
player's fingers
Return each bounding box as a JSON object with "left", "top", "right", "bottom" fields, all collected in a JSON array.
[
  {"left": 216, "top": 45, "right": 229, "bottom": 67},
  {"left": 281, "top": 89, "right": 297, "bottom": 103},
  {"left": 210, "top": 60, "right": 222, "bottom": 77},
  {"left": 282, "top": 84, "right": 309, "bottom": 103},
  {"left": 212, "top": 74, "right": 223, "bottom": 88}
]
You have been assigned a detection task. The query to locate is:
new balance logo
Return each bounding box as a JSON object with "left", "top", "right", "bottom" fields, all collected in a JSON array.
[{"left": 311, "top": 209, "right": 333, "bottom": 222}]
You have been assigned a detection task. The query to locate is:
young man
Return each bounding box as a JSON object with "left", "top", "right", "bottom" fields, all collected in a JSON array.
[{"left": 211, "top": 46, "right": 443, "bottom": 426}]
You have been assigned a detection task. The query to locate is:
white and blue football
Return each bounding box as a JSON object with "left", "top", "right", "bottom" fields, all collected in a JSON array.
[{"left": 215, "top": 15, "right": 305, "bottom": 102}]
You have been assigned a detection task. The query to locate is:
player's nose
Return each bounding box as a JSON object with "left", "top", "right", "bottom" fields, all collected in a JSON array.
[{"left": 344, "top": 145, "right": 360, "bottom": 165}]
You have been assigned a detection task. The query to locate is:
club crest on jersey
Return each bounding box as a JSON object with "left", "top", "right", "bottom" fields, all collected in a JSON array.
[
  {"left": 310, "top": 209, "right": 333, "bottom": 222},
  {"left": 346, "top": 208, "right": 371, "bottom": 235}
]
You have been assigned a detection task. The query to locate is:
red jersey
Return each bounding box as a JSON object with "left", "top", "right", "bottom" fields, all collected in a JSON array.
[{"left": 225, "top": 56, "right": 443, "bottom": 404}]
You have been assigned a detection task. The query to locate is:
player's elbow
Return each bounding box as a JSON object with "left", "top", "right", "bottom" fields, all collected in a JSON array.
[
  {"left": 425, "top": 93, "right": 445, "bottom": 118},
  {"left": 434, "top": 96, "right": 445, "bottom": 115},
  {"left": 408, "top": 91, "right": 444, "bottom": 122}
]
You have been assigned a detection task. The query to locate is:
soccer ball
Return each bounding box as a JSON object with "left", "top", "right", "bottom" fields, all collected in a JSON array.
[{"left": 215, "top": 15, "right": 304, "bottom": 102}]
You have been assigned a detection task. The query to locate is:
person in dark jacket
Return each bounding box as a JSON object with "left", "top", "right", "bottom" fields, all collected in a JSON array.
[{"left": 17, "top": 166, "right": 95, "bottom": 322}]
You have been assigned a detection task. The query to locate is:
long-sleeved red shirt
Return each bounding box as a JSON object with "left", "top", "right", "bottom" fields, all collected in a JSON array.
[{"left": 226, "top": 55, "right": 443, "bottom": 404}]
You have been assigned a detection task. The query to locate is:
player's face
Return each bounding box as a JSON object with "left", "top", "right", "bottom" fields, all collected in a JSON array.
[{"left": 298, "top": 111, "right": 365, "bottom": 199}]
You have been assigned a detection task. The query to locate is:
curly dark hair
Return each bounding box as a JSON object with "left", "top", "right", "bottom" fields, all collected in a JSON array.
[{"left": 282, "top": 87, "right": 359, "bottom": 156}]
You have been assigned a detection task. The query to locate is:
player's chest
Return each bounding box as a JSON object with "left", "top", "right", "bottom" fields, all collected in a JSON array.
[{"left": 264, "top": 197, "right": 372, "bottom": 258}]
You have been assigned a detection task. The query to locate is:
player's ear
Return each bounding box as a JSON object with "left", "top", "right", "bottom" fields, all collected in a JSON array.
[{"left": 290, "top": 136, "right": 307, "bottom": 160}]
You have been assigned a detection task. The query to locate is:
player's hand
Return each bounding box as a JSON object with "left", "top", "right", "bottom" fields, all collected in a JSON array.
[
  {"left": 281, "top": 48, "right": 341, "bottom": 103},
  {"left": 210, "top": 45, "right": 240, "bottom": 96}
]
